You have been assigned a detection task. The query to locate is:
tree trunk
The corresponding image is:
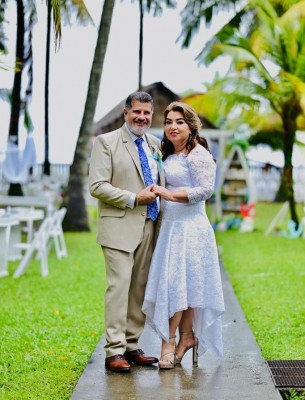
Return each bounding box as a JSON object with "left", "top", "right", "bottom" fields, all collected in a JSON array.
[
  {"left": 138, "top": 0, "right": 143, "bottom": 90},
  {"left": 275, "top": 107, "right": 299, "bottom": 227},
  {"left": 62, "top": 0, "right": 115, "bottom": 231},
  {"left": 43, "top": 0, "right": 52, "bottom": 176},
  {"left": 8, "top": 0, "right": 25, "bottom": 196}
]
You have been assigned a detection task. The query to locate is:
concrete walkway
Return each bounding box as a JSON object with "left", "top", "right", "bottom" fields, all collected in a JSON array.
[{"left": 70, "top": 263, "right": 282, "bottom": 400}]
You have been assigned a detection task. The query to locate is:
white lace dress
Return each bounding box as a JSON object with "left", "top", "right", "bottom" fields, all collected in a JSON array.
[{"left": 142, "top": 144, "right": 225, "bottom": 358}]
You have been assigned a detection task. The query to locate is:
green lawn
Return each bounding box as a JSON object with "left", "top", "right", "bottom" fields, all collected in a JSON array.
[
  {"left": 215, "top": 202, "right": 305, "bottom": 360},
  {"left": 0, "top": 211, "right": 105, "bottom": 400},
  {"left": 1, "top": 202, "right": 305, "bottom": 399}
]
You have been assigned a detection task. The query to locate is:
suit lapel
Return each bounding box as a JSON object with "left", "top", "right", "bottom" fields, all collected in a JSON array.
[
  {"left": 121, "top": 126, "right": 165, "bottom": 187},
  {"left": 121, "top": 126, "right": 144, "bottom": 182}
]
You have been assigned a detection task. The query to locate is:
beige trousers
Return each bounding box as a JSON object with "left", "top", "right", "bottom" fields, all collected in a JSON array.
[{"left": 102, "top": 219, "right": 154, "bottom": 357}]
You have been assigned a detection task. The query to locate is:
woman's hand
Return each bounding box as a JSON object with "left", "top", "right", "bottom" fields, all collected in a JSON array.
[
  {"left": 152, "top": 185, "right": 173, "bottom": 201},
  {"left": 152, "top": 185, "right": 189, "bottom": 203}
]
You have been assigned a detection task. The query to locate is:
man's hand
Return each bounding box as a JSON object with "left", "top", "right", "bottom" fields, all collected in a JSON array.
[
  {"left": 136, "top": 185, "right": 158, "bottom": 205},
  {"left": 152, "top": 185, "right": 173, "bottom": 201}
]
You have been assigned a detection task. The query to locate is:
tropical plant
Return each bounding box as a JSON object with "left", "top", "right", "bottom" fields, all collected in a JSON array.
[
  {"left": 178, "top": 0, "right": 302, "bottom": 48},
  {"left": 62, "top": 0, "right": 115, "bottom": 231},
  {"left": 5, "top": 0, "right": 36, "bottom": 195},
  {"left": 43, "top": 0, "right": 92, "bottom": 176},
  {"left": 185, "top": 0, "right": 305, "bottom": 227},
  {"left": 0, "top": 0, "right": 62, "bottom": 195}
]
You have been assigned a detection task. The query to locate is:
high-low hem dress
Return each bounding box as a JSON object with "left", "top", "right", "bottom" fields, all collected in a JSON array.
[{"left": 142, "top": 144, "right": 225, "bottom": 358}]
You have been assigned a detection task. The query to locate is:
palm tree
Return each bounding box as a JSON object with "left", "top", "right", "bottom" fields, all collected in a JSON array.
[
  {"left": 186, "top": 0, "right": 305, "bottom": 226},
  {"left": 178, "top": 0, "right": 302, "bottom": 48},
  {"left": 0, "top": 0, "right": 62, "bottom": 194},
  {"left": 7, "top": 0, "right": 36, "bottom": 196},
  {"left": 0, "top": 1, "right": 6, "bottom": 52},
  {"left": 43, "top": 0, "right": 91, "bottom": 176},
  {"left": 137, "top": 0, "right": 175, "bottom": 89},
  {"left": 62, "top": 0, "right": 115, "bottom": 231}
]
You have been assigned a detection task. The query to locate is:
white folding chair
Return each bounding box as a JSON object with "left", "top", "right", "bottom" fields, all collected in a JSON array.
[
  {"left": 13, "top": 217, "right": 54, "bottom": 278},
  {"left": 49, "top": 207, "right": 68, "bottom": 259}
]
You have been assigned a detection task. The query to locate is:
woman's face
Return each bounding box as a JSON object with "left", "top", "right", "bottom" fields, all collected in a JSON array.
[{"left": 164, "top": 110, "right": 190, "bottom": 148}]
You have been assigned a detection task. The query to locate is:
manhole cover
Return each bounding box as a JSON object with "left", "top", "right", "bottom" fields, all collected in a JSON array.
[{"left": 266, "top": 360, "right": 305, "bottom": 388}]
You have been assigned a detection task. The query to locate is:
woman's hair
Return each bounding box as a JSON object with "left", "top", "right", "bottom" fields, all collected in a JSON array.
[{"left": 161, "top": 101, "right": 210, "bottom": 160}]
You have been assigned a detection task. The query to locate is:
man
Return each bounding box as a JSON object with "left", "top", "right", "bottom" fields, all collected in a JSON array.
[{"left": 89, "top": 91, "right": 164, "bottom": 373}]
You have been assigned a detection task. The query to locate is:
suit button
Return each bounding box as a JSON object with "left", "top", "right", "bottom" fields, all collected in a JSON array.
[{"left": 141, "top": 212, "right": 146, "bottom": 216}]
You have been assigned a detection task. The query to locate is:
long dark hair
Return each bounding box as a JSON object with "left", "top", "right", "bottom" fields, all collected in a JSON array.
[{"left": 161, "top": 101, "right": 210, "bottom": 161}]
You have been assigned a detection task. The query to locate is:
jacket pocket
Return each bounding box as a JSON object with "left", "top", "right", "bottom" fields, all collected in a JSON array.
[{"left": 100, "top": 207, "right": 126, "bottom": 218}]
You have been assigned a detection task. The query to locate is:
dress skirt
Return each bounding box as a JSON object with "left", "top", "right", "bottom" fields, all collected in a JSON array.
[{"left": 142, "top": 199, "right": 225, "bottom": 358}]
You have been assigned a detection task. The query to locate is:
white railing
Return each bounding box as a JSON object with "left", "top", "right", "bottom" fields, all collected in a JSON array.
[
  {"left": 249, "top": 166, "right": 305, "bottom": 203},
  {"left": 31, "top": 164, "right": 71, "bottom": 183}
]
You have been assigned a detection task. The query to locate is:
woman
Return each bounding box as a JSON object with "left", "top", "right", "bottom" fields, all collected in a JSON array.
[{"left": 142, "top": 102, "right": 225, "bottom": 369}]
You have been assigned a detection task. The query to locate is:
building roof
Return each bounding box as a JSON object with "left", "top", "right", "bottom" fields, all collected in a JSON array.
[
  {"left": 92, "top": 82, "right": 180, "bottom": 136},
  {"left": 92, "top": 81, "right": 217, "bottom": 137}
]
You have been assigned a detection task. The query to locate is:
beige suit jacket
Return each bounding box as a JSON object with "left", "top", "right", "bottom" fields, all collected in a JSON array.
[{"left": 89, "top": 124, "right": 165, "bottom": 253}]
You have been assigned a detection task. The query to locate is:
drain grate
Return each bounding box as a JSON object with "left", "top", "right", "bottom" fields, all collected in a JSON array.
[{"left": 266, "top": 360, "right": 305, "bottom": 388}]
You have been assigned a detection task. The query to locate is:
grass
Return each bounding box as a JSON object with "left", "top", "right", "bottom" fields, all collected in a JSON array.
[
  {"left": 1, "top": 202, "right": 305, "bottom": 398},
  {"left": 215, "top": 202, "right": 305, "bottom": 360},
  {"left": 0, "top": 209, "right": 105, "bottom": 400}
]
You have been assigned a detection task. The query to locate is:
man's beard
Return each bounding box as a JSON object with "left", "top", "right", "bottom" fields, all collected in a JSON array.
[{"left": 126, "top": 122, "right": 149, "bottom": 136}]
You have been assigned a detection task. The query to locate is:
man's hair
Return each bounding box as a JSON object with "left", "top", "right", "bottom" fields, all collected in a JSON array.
[{"left": 125, "top": 91, "right": 154, "bottom": 112}]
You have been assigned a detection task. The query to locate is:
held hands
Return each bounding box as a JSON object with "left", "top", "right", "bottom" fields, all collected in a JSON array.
[
  {"left": 136, "top": 185, "right": 175, "bottom": 205},
  {"left": 136, "top": 184, "right": 158, "bottom": 205},
  {"left": 152, "top": 185, "right": 173, "bottom": 201}
]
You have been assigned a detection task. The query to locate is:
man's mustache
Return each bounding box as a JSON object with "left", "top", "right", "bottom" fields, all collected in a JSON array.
[{"left": 134, "top": 118, "right": 148, "bottom": 124}]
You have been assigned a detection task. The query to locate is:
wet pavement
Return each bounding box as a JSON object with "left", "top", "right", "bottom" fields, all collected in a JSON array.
[{"left": 70, "top": 263, "right": 282, "bottom": 400}]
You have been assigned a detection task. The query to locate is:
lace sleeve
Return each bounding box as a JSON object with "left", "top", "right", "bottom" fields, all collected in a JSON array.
[{"left": 185, "top": 146, "right": 216, "bottom": 204}]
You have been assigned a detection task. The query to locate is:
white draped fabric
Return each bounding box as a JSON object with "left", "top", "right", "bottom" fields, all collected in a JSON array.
[{"left": 2, "top": 135, "right": 36, "bottom": 183}]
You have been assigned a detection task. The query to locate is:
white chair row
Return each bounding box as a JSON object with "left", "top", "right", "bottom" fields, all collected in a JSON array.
[{"left": 13, "top": 207, "right": 68, "bottom": 278}]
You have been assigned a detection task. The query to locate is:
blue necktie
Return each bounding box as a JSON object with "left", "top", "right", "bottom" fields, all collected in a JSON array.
[{"left": 135, "top": 138, "right": 159, "bottom": 221}]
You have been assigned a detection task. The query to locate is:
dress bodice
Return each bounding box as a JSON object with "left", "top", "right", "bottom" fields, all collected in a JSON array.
[{"left": 164, "top": 145, "right": 216, "bottom": 204}]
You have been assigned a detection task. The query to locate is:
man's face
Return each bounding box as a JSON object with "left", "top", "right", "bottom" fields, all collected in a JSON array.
[{"left": 124, "top": 100, "right": 153, "bottom": 136}]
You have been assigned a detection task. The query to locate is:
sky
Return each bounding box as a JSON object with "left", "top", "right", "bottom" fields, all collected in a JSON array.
[{"left": 0, "top": 0, "right": 231, "bottom": 163}]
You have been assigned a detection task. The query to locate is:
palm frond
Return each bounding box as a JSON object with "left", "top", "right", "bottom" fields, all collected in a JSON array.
[
  {"left": 211, "top": 75, "right": 270, "bottom": 101},
  {"left": 0, "top": 0, "right": 8, "bottom": 52},
  {"left": 0, "top": 88, "right": 10, "bottom": 100},
  {"left": 203, "top": 33, "right": 274, "bottom": 83},
  {"left": 179, "top": 0, "right": 248, "bottom": 48},
  {"left": 249, "top": 129, "right": 284, "bottom": 150},
  {"left": 144, "top": 0, "right": 176, "bottom": 17},
  {"left": 61, "top": 0, "right": 93, "bottom": 25},
  {"left": 280, "top": 0, "right": 305, "bottom": 22},
  {"left": 52, "top": 0, "right": 62, "bottom": 48}
]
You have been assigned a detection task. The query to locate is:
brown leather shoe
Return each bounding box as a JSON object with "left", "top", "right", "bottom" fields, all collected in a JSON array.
[
  {"left": 124, "top": 349, "right": 158, "bottom": 365},
  {"left": 105, "top": 354, "right": 131, "bottom": 372}
]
